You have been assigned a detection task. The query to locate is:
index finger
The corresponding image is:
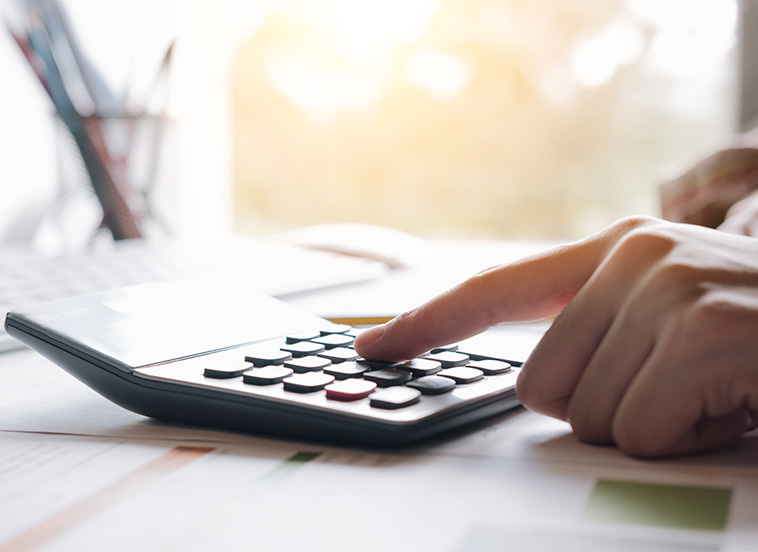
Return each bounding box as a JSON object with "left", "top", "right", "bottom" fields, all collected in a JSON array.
[{"left": 353, "top": 222, "right": 631, "bottom": 361}]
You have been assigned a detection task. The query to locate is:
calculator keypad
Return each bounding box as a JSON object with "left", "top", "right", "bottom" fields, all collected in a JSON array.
[
  {"left": 284, "top": 356, "right": 332, "bottom": 373},
  {"left": 437, "top": 367, "right": 484, "bottom": 384},
  {"left": 203, "top": 360, "right": 254, "bottom": 379},
  {"left": 363, "top": 368, "right": 413, "bottom": 387},
  {"left": 467, "top": 359, "right": 512, "bottom": 376},
  {"left": 244, "top": 350, "right": 292, "bottom": 366},
  {"left": 396, "top": 358, "right": 441, "bottom": 377},
  {"left": 280, "top": 341, "right": 326, "bottom": 357},
  {"left": 323, "top": 361, "right": 368, "bottom": 380},
  {"left": 135, "top": 326, "right": 517, "bottom": 424},
  {"left": 370, "top": 387, "right": 422, "bottom": 409},
  {"left": 426, "top": 351, "right": 470, "bottom": 367},
  {"left": 242, "top": 365, "right": 293, "bottom": 385},
  {"left": 283, "top": 372, "right": 335, "bottom": 393},
  {"left": 325, "top": 379, "right": 377, "bottom": 401},
  {"left": 317, "top": 347, "right": 360, "bottom": 363},
  {"left": 406, "top": 375, "right": 456, "bottom": 395},
  {"left": 312, "top": 334, "right": 355, "bottom": 349}
]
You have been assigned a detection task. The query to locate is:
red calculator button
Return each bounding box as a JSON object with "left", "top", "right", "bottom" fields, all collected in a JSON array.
[{"left": 325, "top": 379, "right": 377, "bottom": 401}]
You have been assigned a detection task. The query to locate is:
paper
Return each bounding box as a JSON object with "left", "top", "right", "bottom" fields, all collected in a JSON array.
[
  {"left": 457, "top": 522, "right": 721, "bottom": 552},
  {"left": 0, "top": 432, "right": 299, "bottom": 551},
  {"left": 2, "top": 419, "right": 758, "bottom": 550}
]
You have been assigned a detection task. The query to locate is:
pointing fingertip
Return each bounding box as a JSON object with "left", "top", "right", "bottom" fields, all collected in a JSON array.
[{"left": 354, "top": 324, "right": 387, "bottom": 352}]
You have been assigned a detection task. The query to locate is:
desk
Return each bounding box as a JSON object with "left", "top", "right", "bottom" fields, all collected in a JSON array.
[{"left": 1, "top": 240, "right": 757, "bottom": 551}]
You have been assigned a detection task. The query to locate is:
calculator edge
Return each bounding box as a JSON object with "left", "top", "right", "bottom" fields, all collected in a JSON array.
[{"left": 5, "top": 314, "right": 520, "bottom": 446}]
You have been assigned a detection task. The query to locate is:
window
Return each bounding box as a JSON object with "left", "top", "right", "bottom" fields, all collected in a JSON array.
[{"left": 231, "top": 0, "right": 737, "bottom": 240}]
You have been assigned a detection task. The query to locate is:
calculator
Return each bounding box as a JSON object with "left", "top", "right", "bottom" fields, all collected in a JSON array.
[{"left": 5, "top": 280, "right": 528, "bottom": 446}]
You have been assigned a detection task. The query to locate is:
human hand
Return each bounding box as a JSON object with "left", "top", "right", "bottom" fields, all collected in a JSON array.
[
  {"left": 719, "top": 189, "right": 758, "bottom": 237},
  {"left": 354, "top": 216, "right": 758, "bottom": 457},
  {"left": 659, "top": 147, "right": 758, "bottom": 229}
]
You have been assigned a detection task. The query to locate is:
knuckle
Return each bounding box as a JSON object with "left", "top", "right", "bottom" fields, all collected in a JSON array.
[
  {"left": 687, "top": 293, "right": 727, "bottom": 327},
  {"left": 613, "top": 419, "right": 673, "bottom": 458},
  {"left": 611, "top": 225, "right": 676, "bottom": 262},
  {"left": 609, "top": 215, "right": 660, "bottom": 237},
  {"left": 649, "top": 259, "right": 701, "bottom": 293},
  {"left": 669, "top": 290, "right": 758, "bottom": 360},
  {"left": 612, "top": 408, "right": 672, "bottom": 458},
  {"left": 679, "top": 291, "right": 740, "bottom": 341},
  {"left": 566, "top": 401, "right": 612, "bottom": 445}
]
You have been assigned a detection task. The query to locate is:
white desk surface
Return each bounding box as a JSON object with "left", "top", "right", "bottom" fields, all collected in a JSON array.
[{"left": 1, "top": 240, "right": 758, "bottom": 551}]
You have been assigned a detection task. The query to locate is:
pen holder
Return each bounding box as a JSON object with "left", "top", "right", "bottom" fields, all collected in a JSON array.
[{"left": 47, "top": 112, "right": 176, "bottom": 252}]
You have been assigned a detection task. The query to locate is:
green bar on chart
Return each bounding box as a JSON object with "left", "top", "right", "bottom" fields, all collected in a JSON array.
[{"left": 583, "top": 479, "right": 731, "bottom": 532}]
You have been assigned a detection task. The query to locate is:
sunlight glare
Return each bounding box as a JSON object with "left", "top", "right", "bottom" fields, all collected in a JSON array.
[
  {"left": 325, "top": 0, "right": 442, "bottom": 63},
  {"left": 265, "top": 54, "right": 381, "bottom": 119},
  {"left": 626, "top": 0, "right": 736, "bottom": 78},
  {"left": 261, "top": 0, "right": 443, "bottom": 119},
  {"left": 541, "top": 64, "right": 576, "bottom": 105},
  {"left": 571, "top": 19, "right": 644, "bottom": 87},
  {"left": 405, "top": 49, "right": 474, "bottom": 101}
]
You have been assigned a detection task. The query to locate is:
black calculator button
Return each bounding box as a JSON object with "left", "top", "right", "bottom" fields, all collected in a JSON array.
[
  {"left": 363, "top": 369, "right": 412, "bottom": 387},
  {"left": 406, "top": 375, "right": 456, "bottom": 395},
  {"left": 324, "top": 361, "right": 368, "bottom": 380},
  {"left": 325, "top": 379, "right": 377, "bottom": 401},
  {"left": 430, "top": 344, "right": 459, "bottom": 353},
  {"left": 285, "top": 330, "right": 321, "bottom": 344},
  {"left": 318, "top": 347, "right": 360, "bottom": 363},
  {"left": 462, "top": 352, "right": 513, "bottom": 364},
  {"left": 244, "top": 349, "right": 293, "bottom": 367},
  {"left": 438, "top": 367, "right": 484, "bottom": 384},
  {"left": 283, "top": 373, "right": 335, "bottom": 393},
  {"left": 370, "top": 387, "right": 421, "bottom": 409},
  {"left": 312, "top": 334, "right": 354, "bottom": 349},
  {"left": 281, "top": 342, "right": 326, "bottom": 357},
  {"left": 466, "top": 359, "right": 512, "bottom": 375},
  {"left": 243, "top": 366, "right": 293, "bottom": 385},
  {"left": 203, "top": 360, "right": 254, "bottom": 379},
  {"left": 319, "top": 324, "right": 352, "bottom": 335},
  {"left": 396, "top": 358, "right": 441, "bottom": 377},
  {"left": 356, "top": 359, "right": 402, "bottom": 371},
  {"left": 426, "top": 351, "right": 470, "bottom": 368},
  {"left": 284, "top": 356, "right": 332, "bottom": 373}
]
